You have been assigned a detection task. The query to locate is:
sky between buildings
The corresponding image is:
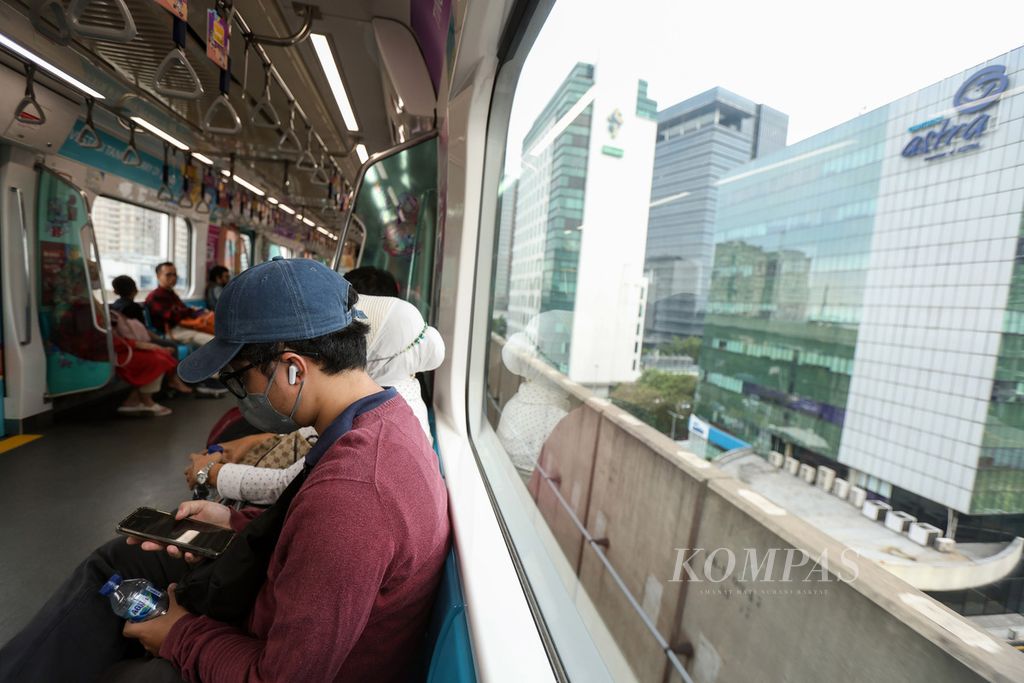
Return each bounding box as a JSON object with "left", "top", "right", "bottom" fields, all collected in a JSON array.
[{"left": 503, "top": 0, "right": 1024, "bottom": 176}]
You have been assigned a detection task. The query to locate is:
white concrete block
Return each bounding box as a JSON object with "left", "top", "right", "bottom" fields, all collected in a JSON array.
[
  {"left": 848, "top": 486, "right": 867, "bottom": 508},
  {"left": 862, "top": 499, "right": 893, "bottom": 522},
  {"left": 885, "top": 510, "right": 917, "bottom": 534},
  {"left": 908, "top": 522, "right": 941, "bottom": 547}
]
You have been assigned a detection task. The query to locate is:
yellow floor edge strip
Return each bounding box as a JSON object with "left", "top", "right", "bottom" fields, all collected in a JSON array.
[{"left": 0, "top": 434, "right": 43, "bottom": 454}]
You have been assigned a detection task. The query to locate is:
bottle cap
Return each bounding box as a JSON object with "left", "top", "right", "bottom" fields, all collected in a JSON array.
[{"left": 99, "top": 573, "right": 122, "bottom": 596}]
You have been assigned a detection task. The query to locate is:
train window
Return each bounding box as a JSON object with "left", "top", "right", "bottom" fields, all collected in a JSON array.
[
  {"left": 477, "top": 1, "right": 1024, "bottom": 681},
  {"left": 172, "top": 216, "right": 192, "bottom": 295},
  {"left": 92, "top": 196, "right": 189, "bottom": 294},
  {"left": 268, "top": 243, "right": 292, "bottom": 259}
]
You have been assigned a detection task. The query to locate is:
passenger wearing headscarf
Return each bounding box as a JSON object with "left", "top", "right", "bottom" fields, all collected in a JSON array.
[
  {"left": 497, "top": 311, "right": 572, "bottom": 475},
  {"left": 190, "top": 294, "right": 445, "bottom": 504}
]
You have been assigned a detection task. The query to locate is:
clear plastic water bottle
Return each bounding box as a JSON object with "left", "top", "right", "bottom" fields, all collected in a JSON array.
[{"left": 98, "top": 574, "right": 168, "bottom": 622}]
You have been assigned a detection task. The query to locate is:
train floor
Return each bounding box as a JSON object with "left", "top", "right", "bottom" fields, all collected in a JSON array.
[{"left": 0, "top": 393, "right": 232, "bottom": 645}]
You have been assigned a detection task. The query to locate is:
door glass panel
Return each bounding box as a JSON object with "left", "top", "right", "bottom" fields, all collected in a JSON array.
[
  {"left": 37, "top": 169, "right": 113, "bottom": 396},
  {"left": 350, "top": 139, "right": 438, "bottom": 317}
]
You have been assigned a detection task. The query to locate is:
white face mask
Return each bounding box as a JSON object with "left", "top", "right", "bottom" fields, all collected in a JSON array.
[{"left": 237, "top": 361, "right": 303, "bottom": 433}]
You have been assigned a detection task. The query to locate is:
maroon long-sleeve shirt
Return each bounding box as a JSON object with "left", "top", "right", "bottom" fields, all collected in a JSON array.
[{"left": 160, "top": 396, "right": 450, "bottom": 682}]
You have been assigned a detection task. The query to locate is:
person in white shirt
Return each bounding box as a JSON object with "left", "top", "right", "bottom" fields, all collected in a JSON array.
[{"left": 184, "top": 294, "right": 445, "bottom": 504}]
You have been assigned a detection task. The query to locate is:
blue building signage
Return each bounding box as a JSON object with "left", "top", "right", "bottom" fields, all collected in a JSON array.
[{"left": 902, "top": 65, "right": 1008, "bottom": 162}]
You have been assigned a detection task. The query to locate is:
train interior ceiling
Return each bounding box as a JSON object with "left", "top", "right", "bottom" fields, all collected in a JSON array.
[{"left": 1, "top": 0, "right": 1024, "bottom": 682}]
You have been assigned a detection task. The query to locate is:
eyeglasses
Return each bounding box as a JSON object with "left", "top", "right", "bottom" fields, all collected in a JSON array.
[
  {"left": 218, "top": 351, "right": 321, "bottom": 399},
  {"left": 219, "top": 362, "right": 257, "bottom": 399}
]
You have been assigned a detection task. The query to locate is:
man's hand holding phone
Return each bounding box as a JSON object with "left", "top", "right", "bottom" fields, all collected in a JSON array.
[{"left": 124, "top": 500, "right": 233, "bottom": 563}]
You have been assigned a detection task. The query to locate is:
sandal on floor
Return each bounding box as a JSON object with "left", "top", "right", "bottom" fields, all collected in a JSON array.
[{"left": 118, "top": 403, "right": 172, "bottom": 417}]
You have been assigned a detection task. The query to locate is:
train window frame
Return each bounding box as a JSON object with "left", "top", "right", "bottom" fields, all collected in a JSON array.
[
  {"left": 461, "top": 1, "right": 643, "bottom": 681},
  {"left": 91, "top": 195, "right": 192, "bottom": 298},
  {"left": 172, "top": 215, "right": 193, "bottom": 298}
]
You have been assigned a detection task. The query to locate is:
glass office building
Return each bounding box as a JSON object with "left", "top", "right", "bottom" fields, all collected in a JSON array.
[
  {"left": 644, "top": 88, "right": 788, "bottom": 345},
  {"left": 504, "top": 62, "right": 657, "bottom": 389},
  {"left": 693, "top": 47, "right": 1024, "bottom": 518}
]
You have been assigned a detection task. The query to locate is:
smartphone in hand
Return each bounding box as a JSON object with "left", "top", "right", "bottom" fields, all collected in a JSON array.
[{"left": 116, "top": 507, "right": 234, "bottom": 559}]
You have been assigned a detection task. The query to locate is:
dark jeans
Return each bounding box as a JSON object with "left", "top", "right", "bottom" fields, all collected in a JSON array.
[{"left": 0, "top": 537, "right": 189, "bottom": 683}]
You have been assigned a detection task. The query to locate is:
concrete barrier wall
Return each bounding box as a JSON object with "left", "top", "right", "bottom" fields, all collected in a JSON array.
[{"left": 488, "top": 336, "right": 1024, "bottom": 683}]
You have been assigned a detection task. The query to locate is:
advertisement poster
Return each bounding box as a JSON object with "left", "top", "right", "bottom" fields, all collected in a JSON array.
[
  {"left": 154, "top": 0, "right": 186, "bottom": 21},
  {"left": 206, "top": 224, "right": 221, "bottom": 267},
  {"left": 206, "top": 9, "right": 229, "bottom": 70}
]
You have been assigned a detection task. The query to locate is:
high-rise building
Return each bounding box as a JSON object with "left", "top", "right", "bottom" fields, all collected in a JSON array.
[
  {"left": 492, "top": 178, "right": 517, "bottom": 316},
  {"left": 691, "top": 48, "right": 1024, "bottom": 523},
  {"left": 504, "top": 62, "right": 657, "bottom": 390},
  {"left": 643, "top": 89, "right": 787, "bottom": 346}
]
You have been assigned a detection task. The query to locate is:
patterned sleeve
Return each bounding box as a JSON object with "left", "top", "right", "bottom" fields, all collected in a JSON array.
[{"left": 217, "top": 458, "right": 306, "bottom": 505}]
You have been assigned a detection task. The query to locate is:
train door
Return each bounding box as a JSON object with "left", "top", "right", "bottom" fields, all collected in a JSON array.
[{"left": 36, "top": 167, "right": 114, "bottom": 396}]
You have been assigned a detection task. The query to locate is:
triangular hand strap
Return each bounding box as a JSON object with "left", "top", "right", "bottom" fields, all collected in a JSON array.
[
  {"left": 68, "top": 0, "right": 137, "bottom": 42},
  {"left": 154, "top": 47, "right": 204, "bottom": 100}
]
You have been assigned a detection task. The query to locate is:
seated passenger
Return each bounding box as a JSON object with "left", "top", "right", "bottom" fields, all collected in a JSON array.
[
  {"left": 110, "top": 275, "right": 177, "bottom": 349},
  {"left": 204, "top": 265, "right": 230, "bottom": 310},
  {"left": 111, "top": 274, "right": 147, "bottom": 323},
  {"left": 145, "top": 262, "right": 213, "bottom": 345},
  {"left": 344, "top": 265, "right": 401, "bottom": 297},
  {"left": 0, "top": 258, "right": 450, "bottom": 683},
  {"left": 111, "top": 309, "right": 192, "bottom": 416},
  {"left": 183, "top": 293, "right": 445, "bottom": 504}
]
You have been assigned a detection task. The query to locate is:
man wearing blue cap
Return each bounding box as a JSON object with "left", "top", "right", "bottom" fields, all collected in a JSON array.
[{"left": 0, "top": 258, "right": 451, "bottom": 683}]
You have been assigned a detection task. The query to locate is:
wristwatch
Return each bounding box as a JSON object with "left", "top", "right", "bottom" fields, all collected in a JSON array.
[{"left": 196, "top": 461, "right": 217, "bottom": 486}]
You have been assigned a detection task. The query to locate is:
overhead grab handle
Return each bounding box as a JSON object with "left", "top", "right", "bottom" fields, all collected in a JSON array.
[
  {"left": 203, "top": 67, "right": 241, "bottom": 134},
  {"left": 195, "top": 169, "right": 211, "bottom": 215},
  {"left": 157, "top": 143, "right": 174, "bottom": 201},
  {"left": 121, "top": 120, "right": 141, "bottom": 166},
  {"left": 178, "top": 152, "right": 194, "bottom": 209},
  {"left": 278, "top": 100, "right": 302, "bottom": 154},
  {"left": 250, "top": 62, "right": 281, "bottom": 128},
  {"left": 30, "top": 0, "right": 72, "bottom": 46},
  {"left": 154, "top": 18, "right": 204, "bottom": 100},
  {"left": 68, "top": 0, "right": 137, "bottom": 42},
  {"left": 311, "top": 147, "right": 330, "bottom": 185},
  {"left": 75, "top": 97, "right": 102, "bottom": 148},
  {"left": 296, "top": 124, "right": 317, "bottom": 171},
  {"left": 15, "top": 65, "right": 46, "bottom": 126}
]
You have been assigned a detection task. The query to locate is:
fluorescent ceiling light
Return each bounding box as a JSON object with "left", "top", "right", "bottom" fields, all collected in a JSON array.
[
  {"left": 295, "top": 214, "right": 303, "bottom": 221},
  {"left": 131, "top": 116, "right": 188, "bottom": 151},
  {"left": 0, "top": 32, "right": 104, "bottom": 99},
  {"left": 192, "top": 153, "right": 214, "bottom": 166},
  {"left": 302, "top": 217, "right": 315, "bottom": 227},
  {"left": 278, "top": 204, "right": 296, "bottom": 215},
  {"left": 220, "top": 169, "right": 231, "bottom": 177},
  {"left": 310, "top": 33, "right": 359, "bottom": 132},
  {"left": 316, "top": 226, "right": 331, "bottom": 236},
  {"left": 231, "top": 174, "right": 265, "bottom": 197},
  {"left": 355, "top": 144, "right": 369, "bottom": 164},
  {"left": 267, "top": 197, "right": 279, "bottom": 205}
]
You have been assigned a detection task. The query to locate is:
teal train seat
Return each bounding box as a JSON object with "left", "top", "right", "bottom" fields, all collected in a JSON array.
[
  {"left": 424, "top": 548, "right": 477, "bottom": 683},
  {"left": 141, "top": 307, "right": 190, "bottom": 361},
  {"left": 423, "top": 414, "right": 475, "bottom": 682}
]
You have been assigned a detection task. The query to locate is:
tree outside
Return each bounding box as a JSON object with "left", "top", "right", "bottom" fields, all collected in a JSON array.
[
  {"left": 656, "top": 335, "right": 701, "bottom": 363},
  {"left": 611, "top": 369, "right": 697, "bottom": 439}
]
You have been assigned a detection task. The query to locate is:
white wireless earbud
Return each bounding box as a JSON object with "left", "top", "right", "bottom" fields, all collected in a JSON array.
[{"left": 288, "top": 364, "right": 299, "bottom": 385}]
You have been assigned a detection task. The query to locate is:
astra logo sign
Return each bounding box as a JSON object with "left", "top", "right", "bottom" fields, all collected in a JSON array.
[{"left": 902, "top": 65, "right": 1009, "bottom": 162}]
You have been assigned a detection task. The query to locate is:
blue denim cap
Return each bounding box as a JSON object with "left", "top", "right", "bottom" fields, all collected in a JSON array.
[{"left": 177, "top": 257, "right": 366, "bottom": 383}]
